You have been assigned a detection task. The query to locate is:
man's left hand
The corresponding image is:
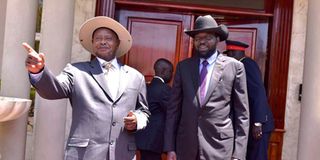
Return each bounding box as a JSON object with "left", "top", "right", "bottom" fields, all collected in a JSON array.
[{"left": 124, "top": 111, "right": 137, "bottom": 131}]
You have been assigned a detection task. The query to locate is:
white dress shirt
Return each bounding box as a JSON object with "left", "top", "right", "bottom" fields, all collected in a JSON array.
[
  {"left": 98, "top": 57, "right": 120, "bottom": 100},
  {"left": 153, "top": 75, "right": 165, "bottom": 83}
]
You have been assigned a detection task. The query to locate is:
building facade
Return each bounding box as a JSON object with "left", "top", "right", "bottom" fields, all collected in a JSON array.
[{"left": 0, "top": 0, "right": 318, "bottom": 160}]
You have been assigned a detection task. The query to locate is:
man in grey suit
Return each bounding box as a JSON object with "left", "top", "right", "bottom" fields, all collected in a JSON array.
[
  {"left": 164, "top": 15, "right": 250, "bottom": 160},
  {"left": 23, "top": 16, "right": 150, "bottom": 160}
]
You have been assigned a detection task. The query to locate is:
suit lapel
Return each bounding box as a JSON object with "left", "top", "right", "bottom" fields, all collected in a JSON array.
[
  {"left": 202, "top": 53, "right": 225, "bottom": 105},
  {"left": 89, "top": 58, "right": 113, "bottom": 102},
  {"left": 190, "top": 57, "right": 201, "bottom": 105}
]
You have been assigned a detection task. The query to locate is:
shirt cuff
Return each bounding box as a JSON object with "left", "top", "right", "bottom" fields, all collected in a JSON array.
[
  {"left": 133, "top": 110, "right": 149, "bottom": 130},
  {"left": 29, "top": 70, "right": 44, "bottom": 84}
]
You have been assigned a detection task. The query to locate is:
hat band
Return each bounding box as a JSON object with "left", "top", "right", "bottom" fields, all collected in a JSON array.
[{"left": 226, "top": 45, "right": 246, "bottom": 51}]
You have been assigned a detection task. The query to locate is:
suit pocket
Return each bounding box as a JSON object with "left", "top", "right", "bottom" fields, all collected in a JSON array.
[
  {"left": 126, "top": 86, "right": 139, "bottom": 93},
  {"left": 65, "top": 138, "right": 90, "bottom": 160},
  {"left": 67, "top": 138, "right": 90, "bottom": 147},
  {"left": 221, "top": 79, "right": 233, "bottom": 96}
]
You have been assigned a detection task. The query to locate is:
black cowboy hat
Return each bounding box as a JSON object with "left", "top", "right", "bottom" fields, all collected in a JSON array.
[{"left": 185, "top": 15, "right": 229, "bottom": 41}]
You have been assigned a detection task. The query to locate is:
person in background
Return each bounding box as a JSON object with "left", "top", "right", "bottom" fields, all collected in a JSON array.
[
  {"left": 164, "top": 15, "right": 250, "bottom": 160},
  {"left": 224, "top": 40, "right": 275, "bottom": 160},
  {"left": 136, "top": 58, "right": 173, "bottom": 160},
  {"left": 22, "top": 16, "right": 150, "bottom": 160}
]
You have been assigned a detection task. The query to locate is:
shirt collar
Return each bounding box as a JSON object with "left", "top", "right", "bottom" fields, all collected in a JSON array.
[
  {"left": 154, "top": 76, "right": 165, "bottom": 83},
  {"left": 97, "top": 57, "right": 119, "bottom": 70},
  {"left": 200, "top": 50, "right": 218, "bottom": 65}
]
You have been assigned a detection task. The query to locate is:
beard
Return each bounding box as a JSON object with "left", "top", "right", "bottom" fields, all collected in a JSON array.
[{"left": 195, "top": 48, "right": 217, "bottom": 59}]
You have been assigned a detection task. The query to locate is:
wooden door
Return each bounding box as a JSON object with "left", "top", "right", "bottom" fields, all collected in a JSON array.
[
  {"left": 116, "top": 9, "right": 192, "bottom": 83},
  {"left": 115, "top": 9, "right": 192, "bottom": 160}
]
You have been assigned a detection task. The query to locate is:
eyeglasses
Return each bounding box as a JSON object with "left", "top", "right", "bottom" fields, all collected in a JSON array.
[{"left": 194, "top": 35, "right": 216, "bottom": 43}]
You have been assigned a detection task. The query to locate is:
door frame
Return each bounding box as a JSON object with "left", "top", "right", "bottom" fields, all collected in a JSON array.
[{"left": 95, "top": 1, "right": 293, "bottom": 159}]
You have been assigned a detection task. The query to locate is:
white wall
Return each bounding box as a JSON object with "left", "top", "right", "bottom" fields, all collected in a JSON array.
[{"left": 282, "top": 0, "right": 308, "bottom": 159}]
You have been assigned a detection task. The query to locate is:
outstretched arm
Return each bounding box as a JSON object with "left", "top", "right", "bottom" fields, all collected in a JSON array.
[{"left": 22, "top": 42, "right": 72, "bottom": 99}]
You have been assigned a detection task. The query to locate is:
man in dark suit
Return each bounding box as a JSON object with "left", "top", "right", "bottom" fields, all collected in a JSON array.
[
  {"left": 136, "top": 58, "right": 173, "bottom": 160},
  {"left": 22, "top": 16, "right": 150, "bottom": 160},
  {"left": 224, "top": 40, "right": 275, "bottom": 160},
  {"left": 164, "top": 15, "right": 249, "bottom": 160}
]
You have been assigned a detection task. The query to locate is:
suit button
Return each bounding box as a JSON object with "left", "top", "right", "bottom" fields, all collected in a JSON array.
[
  {"left": 112, "top": 122, "right": 116, "bottom": 126},
  {"left": 109, "top": 140, "right": 114, "bottom": 145}
]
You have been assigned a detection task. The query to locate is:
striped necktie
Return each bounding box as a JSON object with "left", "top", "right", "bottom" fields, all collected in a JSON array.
[
  {"left": 199, "top": 60, "right": 208, "bottom": 105},
  {"left": 103, "top": 62, "right": 114, "bottom": 74},
  {"left": 103, "top": 62, "right": 117, "bottom": 99}
]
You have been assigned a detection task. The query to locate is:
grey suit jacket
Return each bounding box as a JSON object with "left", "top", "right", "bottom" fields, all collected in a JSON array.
[
  {"left": 31, "top": 58, "right": 149, "bottom": 160},
  {"left": 164, "top": 53, "right": 249, "bottom": 160}
]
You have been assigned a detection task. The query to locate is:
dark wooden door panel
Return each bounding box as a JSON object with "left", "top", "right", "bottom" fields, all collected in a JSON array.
[
  {"left": 268, "top": 129, "right": 285, "bottom": 160},
  {"left": 127, "top": 18, "right": 180, "bottom": 81},
  {"left": 116, "top": 10, "right": 192, "bottom": 83}
]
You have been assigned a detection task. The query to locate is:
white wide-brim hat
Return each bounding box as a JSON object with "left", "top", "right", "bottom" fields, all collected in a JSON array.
[{"left": 79, "top": 16, "right": 132, "bottom": 57}]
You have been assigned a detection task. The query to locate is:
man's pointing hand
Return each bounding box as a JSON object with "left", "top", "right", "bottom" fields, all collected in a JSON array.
[{"left": 22, "top": 42, "right": 45, "bottom": 74}]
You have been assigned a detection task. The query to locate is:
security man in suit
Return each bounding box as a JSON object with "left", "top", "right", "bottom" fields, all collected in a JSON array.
[
  {"left": 23, "top": 16, "right": 150, "bottom": 160},
  {"left": 164, "top": 15, "right": 249, "bottom": 160},
  {"left": 224, "top": 40, "right": 275, "bottom": 160},
  {"left": 136, "top": 58, "right": 173, "bottom": 160}
]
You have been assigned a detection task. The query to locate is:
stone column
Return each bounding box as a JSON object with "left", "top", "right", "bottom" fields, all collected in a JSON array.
[
  {"left": 0, "top": 0, "right": 6, "bottom": 77},
  {"left": 32, "top": 0, "right": 75, "bottom": 160},
  {"left": 0, "top": 0, "right": 38, "bottom": 160},
  {"left": 297, "top": 0, "right": 320, "bottom": 159}
]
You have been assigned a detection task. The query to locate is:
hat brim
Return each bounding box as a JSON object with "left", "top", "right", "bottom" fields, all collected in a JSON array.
[
  {"left": 185, "top": 24, "right": 229, "bottom": 41},
  {"left": 79, "top": 16, "right": 132, "bottom": 57}
]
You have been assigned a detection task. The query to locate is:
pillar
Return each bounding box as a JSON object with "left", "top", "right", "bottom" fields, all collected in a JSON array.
[
  {"left": 32, "top": 0, "right": 75, "bottom": 160},
  {"left": 0, "top": 0, "right": 38, "bottom": 160}
]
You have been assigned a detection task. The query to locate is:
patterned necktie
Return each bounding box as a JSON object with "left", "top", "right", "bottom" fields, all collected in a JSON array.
[
  {"left": 103, "top": 62, "right": 113, "bottom": 74},
  {"left": 199, "top": 60, "right": 209, "bottom": 105}
]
